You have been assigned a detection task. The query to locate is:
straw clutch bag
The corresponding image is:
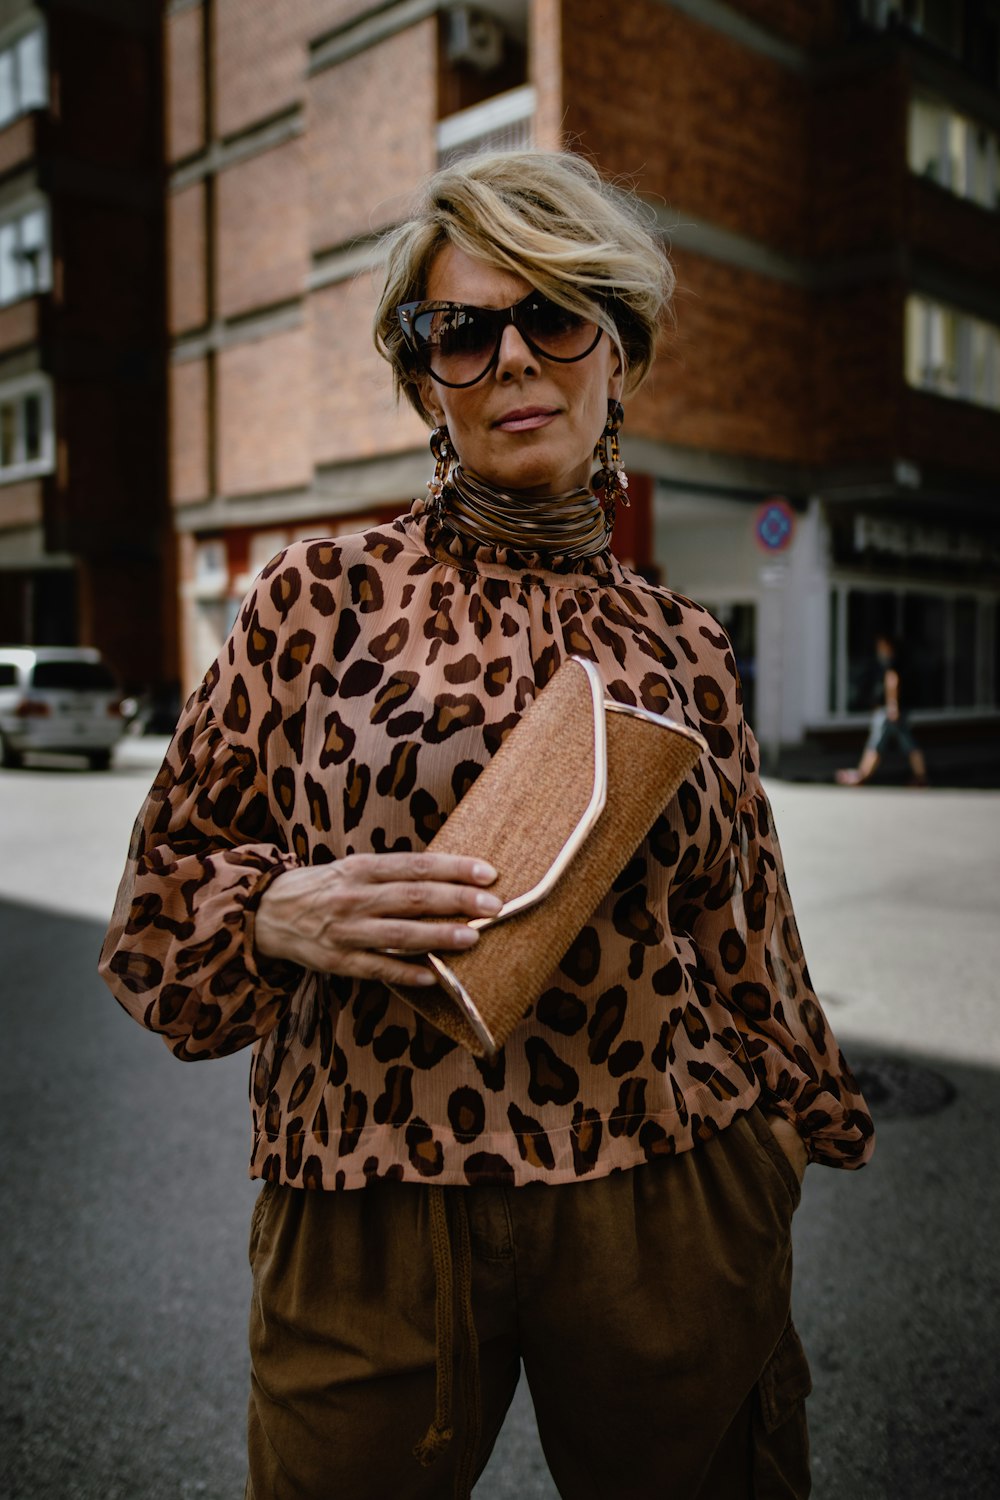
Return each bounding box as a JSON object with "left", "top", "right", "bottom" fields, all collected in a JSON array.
[{"left": 390, "top": 656, "right": 706, "bottom": 1058}]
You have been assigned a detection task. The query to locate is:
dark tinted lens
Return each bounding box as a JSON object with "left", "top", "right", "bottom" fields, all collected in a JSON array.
[
  {"left": 416, "top": 306, "right": 499, "bottom": 384},
  {"left": 518, "top": 296, "right": 598, "bottom": 358},
  {"left": 400, "top": 293, "right": 602, "bottom": 387}
]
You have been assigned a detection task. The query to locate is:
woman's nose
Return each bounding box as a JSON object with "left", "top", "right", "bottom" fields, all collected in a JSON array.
[{"left": 495, "top": 320, "right": 539, "bottom": 380}]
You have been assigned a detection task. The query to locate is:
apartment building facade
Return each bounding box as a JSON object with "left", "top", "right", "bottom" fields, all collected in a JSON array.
[
  {"left": 0, "top": 0, "right": 167, "bottom": 693},
  {"left": 167, "top": 0, "right": 1000, "bottom": 763}
]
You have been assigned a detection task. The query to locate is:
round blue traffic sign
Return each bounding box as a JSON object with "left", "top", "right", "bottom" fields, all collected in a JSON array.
[{"left": 754, "top": 497, "right": 795, "bottom": 552}]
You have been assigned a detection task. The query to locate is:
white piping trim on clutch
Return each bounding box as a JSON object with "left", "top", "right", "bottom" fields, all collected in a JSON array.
[{"left": 426, "top": 952, "right": 499, "bottom": 1058}]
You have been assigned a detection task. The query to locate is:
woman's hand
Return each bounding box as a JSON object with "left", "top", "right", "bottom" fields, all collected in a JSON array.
[
  {"left": 764, "top": 1113, "right": 808, "bottom": 1184},
  {"left": 255, "top": 853, "right": 501, "bottom": 989}
]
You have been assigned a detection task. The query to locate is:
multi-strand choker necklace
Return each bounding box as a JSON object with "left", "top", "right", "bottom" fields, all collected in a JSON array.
[{"left": 442, "top": 465, "right": 611, "bottom": 560}]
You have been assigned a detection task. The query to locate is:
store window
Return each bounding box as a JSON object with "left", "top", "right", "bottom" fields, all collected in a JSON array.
[
  {"left": 902, "top": 592, "right": 947, "bottom": 708},
  {"left": 0, "top": 27, "right": 47, "bottom": 128},
  {"left": 833, "top": 585, "right": 995, "bottom": 716},
  {"left": 0, "top": 203, "right": 51, "bottom": 306},
  {"left": 0, "top": 377, "right": 52, "bottom": 478},
  {"left": 846, "top": 590, "right": 897, "bottom": 712},
  {"left": 952, "top": 595, "right": 978, "bottom": 707},
  {"left": 699, "top": 601, "right": 757, "bottom": 731},
  {"left": 905, "top": 296, "right": 1000, "bottom": 411}
]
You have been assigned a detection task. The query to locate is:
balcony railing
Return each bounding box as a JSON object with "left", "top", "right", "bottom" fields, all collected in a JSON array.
[{"left": 436, "top": 83, "right": 535, "bottom": 168}]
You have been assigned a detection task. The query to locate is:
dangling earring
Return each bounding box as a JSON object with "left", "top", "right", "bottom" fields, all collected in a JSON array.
[
  {"left": 591, "top": 399, "right": 629, "bottom": 529},
  {"left": 427, "top": 426, "right": 453, "bottom": 517}
]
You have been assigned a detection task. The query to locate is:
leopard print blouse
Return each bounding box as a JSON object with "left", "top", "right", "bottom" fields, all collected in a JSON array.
[{"left": 99, "top": 498, "right": 874, "bottom": 1189}]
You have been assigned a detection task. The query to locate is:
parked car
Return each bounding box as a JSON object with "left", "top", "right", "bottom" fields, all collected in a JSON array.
[{"left": 0, "top": 647, "right": 126, "bottom": 770}]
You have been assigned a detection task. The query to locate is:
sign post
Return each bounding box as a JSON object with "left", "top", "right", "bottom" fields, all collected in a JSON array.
[{"left": 753, "top": 499, "right": 795, "bottom": 776}]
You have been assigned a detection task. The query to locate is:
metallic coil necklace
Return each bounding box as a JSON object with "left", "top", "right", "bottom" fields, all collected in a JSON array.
[{"left": 443, "top": 464, "right": 610, "bottom": 559}]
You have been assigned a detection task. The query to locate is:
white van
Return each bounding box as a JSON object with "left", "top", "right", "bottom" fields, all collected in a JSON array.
[{"left": 0, "top": 647, "right": 125, "bottom": 770}]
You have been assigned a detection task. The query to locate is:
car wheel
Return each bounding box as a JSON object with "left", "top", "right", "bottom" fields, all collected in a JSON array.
[
  {"left": 88, "top": 749, "right": 113, "bottom": 771},
  {"left": 0, "top": 734, "right": 23, "bottom": 769}
]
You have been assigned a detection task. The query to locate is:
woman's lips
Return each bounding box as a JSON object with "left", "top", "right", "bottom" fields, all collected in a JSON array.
[{"left": 493, "top": 408, "right": 558, "bottom": 432}]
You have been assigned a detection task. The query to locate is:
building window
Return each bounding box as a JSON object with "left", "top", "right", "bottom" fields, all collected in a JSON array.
[
  {"left": 832, "top": 584, "right": 996, "bottom": 716},
  {"left": 905, "top": 295, "right": 1000, "bottom": 410},
  {"left": 0, "top": 27, "right": 47, "bottom": 127},
  {"left": 0, "top": 203, "right": 51, "bottom": 306},
  {"left": 861, "top": 0, "right": 964, "bottom": 55},
  {"left": 901, "top": 591, "right": 948, "bottom": 708},
  {"left": 0, "top": 377, "right": 53, "bottom": 479},
  {"left": 698, "top": 601, "right": 757, "bottom": 731},
  {"left": 909, "top": 94, "right": 1000, "bottom": 210},
  {"left": 437, "top": 2, "right": 531, "bottom": 164},
  {"left": 952, "top": 594, "right": 978, "bottom": 706},
  {"left": 437, "top": 84, "right": 535, "bottom": 167}
]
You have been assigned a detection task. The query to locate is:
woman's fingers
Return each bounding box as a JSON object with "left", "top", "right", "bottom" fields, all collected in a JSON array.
[
  {"left": 341, "top": 879, "right": 502, "bottom": 920},
  {"left": 344, "top": 851, "right": 497, "bottom": 887},
  {"left": 254, "top": 854, "right": 502, "bottom": 974}
]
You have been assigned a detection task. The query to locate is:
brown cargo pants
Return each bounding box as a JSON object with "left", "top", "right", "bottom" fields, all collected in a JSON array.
[{"left": 245, "top": 1105, "right": 811, "bottom": 1499}]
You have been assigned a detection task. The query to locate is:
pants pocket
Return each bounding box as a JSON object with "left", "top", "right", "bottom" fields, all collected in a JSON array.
[
  {"left": 248, "top": 1181, "right": 274, "bottom": 1268},
  {"left": 753, "top": 1319, "right": 812, "bottom": 1499},
  {"left": 746, "top": 1105, "right": 803, "bottom": 1212}
]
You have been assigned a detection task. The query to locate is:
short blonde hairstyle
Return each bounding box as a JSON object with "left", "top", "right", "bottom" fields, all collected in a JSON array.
[{"left": 373, "top": 150, "right": 674, "bottom": 425}]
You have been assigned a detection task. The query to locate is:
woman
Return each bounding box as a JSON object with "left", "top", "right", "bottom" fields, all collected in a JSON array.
[{"left": 101, "top": 151, "right": 874, "bottom": 1500}]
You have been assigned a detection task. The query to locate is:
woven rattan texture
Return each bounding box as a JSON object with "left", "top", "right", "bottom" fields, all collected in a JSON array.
[
  {"left": 429, "top": 660, "right": 597, "bottom": 904},
  {"left": 395, "top": 660, "right": 705, "bottom": 1057}
]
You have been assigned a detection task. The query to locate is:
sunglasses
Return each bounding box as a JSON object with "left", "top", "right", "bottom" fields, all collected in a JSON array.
[{"left": 396, "top": 291, "right": 604, "bottom": 388}]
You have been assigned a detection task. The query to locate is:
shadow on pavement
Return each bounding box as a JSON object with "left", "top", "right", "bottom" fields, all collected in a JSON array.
[{"left": 1, "top": 897, "right": 997, "bottom": 1500}]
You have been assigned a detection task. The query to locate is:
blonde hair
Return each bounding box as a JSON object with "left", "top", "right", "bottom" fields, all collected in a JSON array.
[{"left": 373, "top": 150, "right": 674, "bottom": 425}]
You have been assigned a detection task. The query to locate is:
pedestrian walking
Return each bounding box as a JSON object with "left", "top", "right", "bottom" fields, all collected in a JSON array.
[
  {"left": 836, "top": 632, "right": 929, "bottom": 787},
  {"left": 100, "top": 149, "right": 874, "bottom": 1500}
]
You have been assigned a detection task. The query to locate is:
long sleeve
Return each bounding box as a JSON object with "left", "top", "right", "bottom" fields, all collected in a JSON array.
[
  {"left": 98, "top": 682, "right": 303, "bottom": 1061},
  {"left": 670, "top": 729, "right": 874, "bottom": 1168}
]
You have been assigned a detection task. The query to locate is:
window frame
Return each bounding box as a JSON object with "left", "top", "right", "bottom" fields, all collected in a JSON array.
[
  {"left": 0, "top": 372, "right": 54, "bottom": 481},
  {"left": 0, "top": 195, "right": 51, "bottom": 308},
  {"left": 904, "top": 294, "right": 1000, "bottom": 412},
  {"left": 0, "top": 19, "right": 47, "bottom": 129},
  {"left": 908, "top": 91, "right": 1000, "bottom": 212}
]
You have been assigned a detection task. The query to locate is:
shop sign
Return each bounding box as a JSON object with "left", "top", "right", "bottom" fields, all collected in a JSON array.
[{"left": 853, "top": 516, "right": 1000, "bottom": 567}]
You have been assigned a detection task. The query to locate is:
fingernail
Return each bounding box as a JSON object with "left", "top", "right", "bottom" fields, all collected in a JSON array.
[
  {"left": 454, "top": 926, "right": 479, "bottom": 947},
  {"left": 475, "top": 892, "right": 503, "bottom": 914},
  {"left": 473, "top": 862, "right": 497, "bottom": 882},
  {"left": 414, "top": 969, "right": 437, "bottom": 986}
]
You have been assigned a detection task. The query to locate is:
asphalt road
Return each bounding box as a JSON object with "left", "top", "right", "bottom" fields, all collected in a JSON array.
[{"left": 1, "top": 743, "right": 998, "bottom": 1499}]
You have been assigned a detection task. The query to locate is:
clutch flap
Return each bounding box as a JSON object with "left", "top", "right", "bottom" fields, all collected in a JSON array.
[{"left": 429, "top": 655, "right": 608, "bottom": 928}]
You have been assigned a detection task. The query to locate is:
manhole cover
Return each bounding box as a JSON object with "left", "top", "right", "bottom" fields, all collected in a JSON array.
[{"left": 852, "top": 1057, "right": 956, "bottom": 1119}]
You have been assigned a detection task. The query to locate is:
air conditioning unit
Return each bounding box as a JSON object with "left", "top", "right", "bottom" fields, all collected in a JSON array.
[{"left": 448, "top": 6, "right": 505, "bottom": 72}]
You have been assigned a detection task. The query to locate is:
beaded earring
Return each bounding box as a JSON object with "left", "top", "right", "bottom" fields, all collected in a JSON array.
[
  {"left": 591, "top": 399, "right": 629, "bottom": 529},
  {"left": 427, "top": 426, "right": 453, "bottom": 517}
]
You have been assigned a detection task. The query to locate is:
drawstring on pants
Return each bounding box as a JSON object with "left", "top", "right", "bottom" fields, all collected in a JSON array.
[{"left": 413, "top": 1186, "right": 481, "bottom": 1500}]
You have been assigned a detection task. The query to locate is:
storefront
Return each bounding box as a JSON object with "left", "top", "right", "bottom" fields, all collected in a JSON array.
[{"left": 654, "top": 486, "right": 1000, "bottom": 766}]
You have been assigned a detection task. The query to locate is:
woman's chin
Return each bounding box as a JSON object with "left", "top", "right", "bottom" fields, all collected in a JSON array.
[{"left": 467, "top": 457, "right": 591, "bottom": 497}]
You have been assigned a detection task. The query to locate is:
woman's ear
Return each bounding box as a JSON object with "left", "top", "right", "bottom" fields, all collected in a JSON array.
[
  {"left": 417, "top": 373, "right": 444, "bottom": 428},
  {"left": 607, "top": 343, "right": 625, "bottom": 402}
]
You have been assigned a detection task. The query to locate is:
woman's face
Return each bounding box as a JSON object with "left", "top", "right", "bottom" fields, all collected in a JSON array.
[{"left": 417, "top": 243, "right": 623, "bottom": 497}]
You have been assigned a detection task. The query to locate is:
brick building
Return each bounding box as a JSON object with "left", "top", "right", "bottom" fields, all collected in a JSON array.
[
  {"left": 0, "top": 0, "right": 168, "bottom": 695},
  {"left": 166, "top": 0, "right": 1000, "bottom": 765}
]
